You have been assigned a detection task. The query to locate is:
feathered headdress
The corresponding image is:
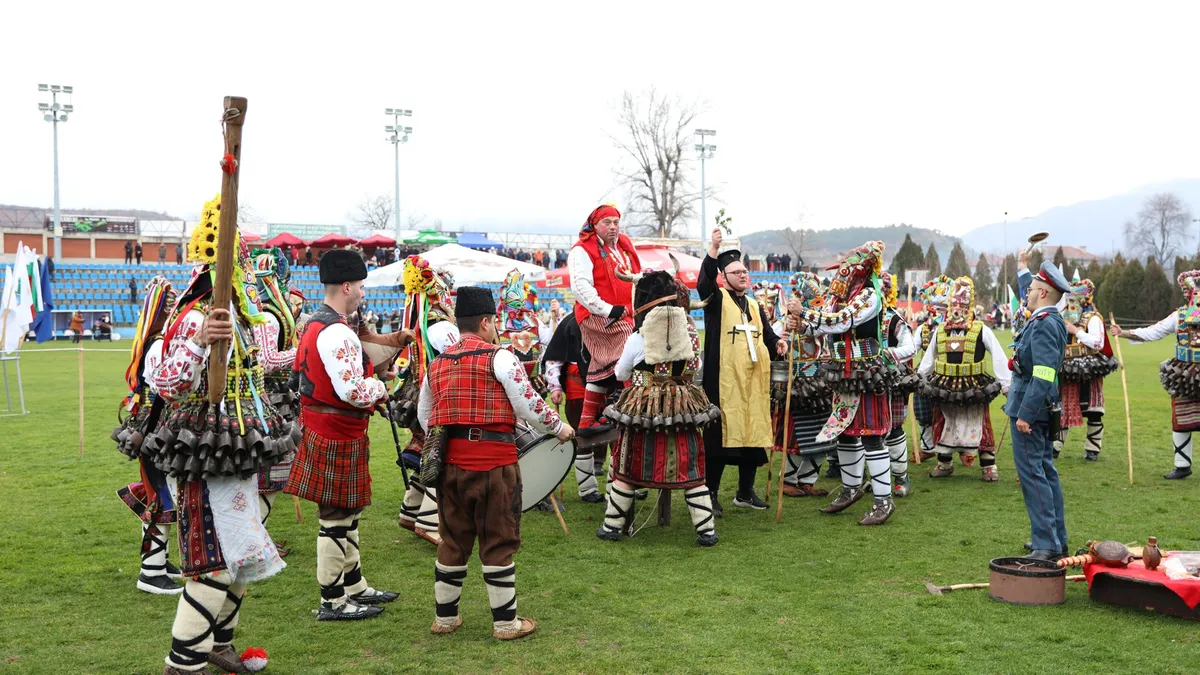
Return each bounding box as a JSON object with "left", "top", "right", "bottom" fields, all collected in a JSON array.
[{"left": 402, "top": 255, "right": 457, "bottom": 370}]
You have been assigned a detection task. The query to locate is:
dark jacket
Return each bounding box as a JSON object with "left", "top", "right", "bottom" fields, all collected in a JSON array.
[{"left": 1003, "top": 306, "right": 1067, "bottom": 423}]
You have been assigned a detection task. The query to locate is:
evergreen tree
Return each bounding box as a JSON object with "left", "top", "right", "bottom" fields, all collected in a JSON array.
[
  {"left": 1139, "top": 256, "right": 1174, "bottom": 321},
  {"left": 924, "top": 242, "right": 942, "bottom": 277},
  {"left": 1172, "top": 255, "right": 1190, "bottom": 307},
  {"left": 1084, "top": 259, "right": 1106, "bottom": 311},
  {"left": 996, "top": 253, "right": 1018, "bottom": 303},
  {"left": 888, "top": 233, "right": 926, "bottom": 278},
  {"left": 1028, "top": 248, "right": 1045, "bottom": 272},
  {"left": 973, "top": 253, "right": 993, "bottom": 304},
  {"left": 1109, "top": 257, "right": 1144, "bottom": 321},
  {"left": 1052, "top": 246, "right": 1068, "bottom": 269},
  {"left": 945, "top": 243, "right": 971, "bottom": 279},
  {"left": 1096, "top": 253, "right": 1125, "bottom": 315}
]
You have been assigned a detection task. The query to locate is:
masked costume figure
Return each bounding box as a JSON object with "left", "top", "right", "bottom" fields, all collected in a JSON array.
[
  {"left": 1055, "top": 279, "right": 1118, "bottom": 461},
  {"left": 777, "top": 273, "right": 835, "bottom": 498}
]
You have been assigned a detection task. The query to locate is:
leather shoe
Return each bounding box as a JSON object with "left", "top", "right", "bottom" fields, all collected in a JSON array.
[
  {"left": 1164, "top": 467, "right": 1192, "bottom": 480},
  {"left": 1025, "top": 549, "right": 1061, "bottom": 562}
]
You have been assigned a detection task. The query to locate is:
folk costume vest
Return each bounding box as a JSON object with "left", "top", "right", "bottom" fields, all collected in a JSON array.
[
  {"left": 297, "top": 304, "right": 371, "bottom": 438},
  {"left": 428, "top": 336, "right": 517, "bottom": 429},
  {"left": 571, "top": 234, "right": 642, "bottom": 323},
  {"left": 716, "top": 288, "right": 772, "bottom": 448}
]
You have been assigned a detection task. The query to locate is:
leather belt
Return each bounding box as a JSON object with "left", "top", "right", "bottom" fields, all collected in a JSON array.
[
  {"left": 303, "top": 404, "right": 371, "bottom": 420},
  {"left": 447, "top": 427, "right": 516, "bottom": 443}
]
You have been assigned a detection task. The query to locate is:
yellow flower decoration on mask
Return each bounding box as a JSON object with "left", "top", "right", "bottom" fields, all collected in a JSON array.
[{"left": 188, "top": 194, "right": 238, "bottom": 265}]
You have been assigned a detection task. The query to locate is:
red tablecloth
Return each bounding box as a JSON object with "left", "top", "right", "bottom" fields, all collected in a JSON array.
[{"left": 1084, "top": 555, "right": 1200, "bottom": 609}]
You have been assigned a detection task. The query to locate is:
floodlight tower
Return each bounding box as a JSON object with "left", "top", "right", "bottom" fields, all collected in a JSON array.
[
  {"left": 694, "top": 129, "right": 716, "bottom": 250},
  {"left": 385, "top": 108, "right": 413, "bottom": 243},
  {"left": 38, "top": 84, "right": 74, "bottom": 260}
]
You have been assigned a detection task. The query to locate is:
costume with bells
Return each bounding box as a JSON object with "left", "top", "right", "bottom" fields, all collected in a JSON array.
[
  {"left": 568, "top": 204, "right": 643, "bottom": 431},
  {"left": 596, "top": 271, "right": 722, "bottom": 546},
  {"left": 249, "top": 248, "right": 304, "bottom": 532},
  {"left": 390, "top": 256, "right": 458, "bottom": 545},
  {"left": 1055, "top": 278, "right": 1119, "bottom": 461},
  {"left": 1125, "top": 270, "right": 1200, "bottom": 479},
  {"left": 790, "top": 241, "right": 900, "bottom": 525},
  {"left": 698, "top": 248, "right": 782, "bottom": 512},
  {"left": 417, "top": 286, "right": 565, "bottom": 640},
  {"left": 542, "top": 311, "right": 601, "bottom": 501},
  {"left": 142, "top": 195, "right": 288, "bottom": 674},
  {"left": 880, "top": 274, "right": 921, "bottom": 497},
  {"left": 776, "top": 273, "right": 836, "bottom": 498},
  {"left": 284, "top": 250, "right": 405, "bottom": 621},
  {"left": 916, "top": 276, "right": 1011, "bottom": 481},
  {"left": 111, "top": 276, "right": 183, "bottom": 595},
  {"left": 498, "top": 269, "right": 549, "bottom": 395},
  {"left": 912, "top": 275, "right": 952, "bottom": 461}
]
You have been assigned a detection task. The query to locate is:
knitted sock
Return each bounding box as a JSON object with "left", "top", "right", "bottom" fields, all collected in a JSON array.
[{"left": 579, "top": 385, "right": 609, "bottom": 429}]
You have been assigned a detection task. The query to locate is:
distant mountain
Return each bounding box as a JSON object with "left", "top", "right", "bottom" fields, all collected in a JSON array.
[
  {"left": 740, "top": 224, "right": 961, "bottom": 267},
  {"left": 961, "top": 179, "right": 1200, "bottom": 257}
]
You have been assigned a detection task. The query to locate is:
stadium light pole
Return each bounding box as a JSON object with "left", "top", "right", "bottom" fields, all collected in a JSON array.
[
  {"left": 694, "top": 129, "right": 716, "bottom": 250},
  {"left": 385, "top": 108, "right": 412, "bottom": 243},
  {"left": 39, "top": 84, "right": 73, "bottom": 260}
]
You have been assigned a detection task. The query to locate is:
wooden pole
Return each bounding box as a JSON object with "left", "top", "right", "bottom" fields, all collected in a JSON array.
[
  {"left": 207, "top": 96, "right": 248, "bottom": 403},
  {"left": 776, "top": 334, "right": 796, "bottom": 523},
  {"left": 548, "top": 493, "right": 569, "bottom": 535},
  {"left": 1109, "top": 313, "right": 1134, "bottom": 485},
  {"left": 292, "top": 494, "right": 303, "bottom": 524},
  {"left": 77, "top": 343, "right": 85, "bottom": 456}
]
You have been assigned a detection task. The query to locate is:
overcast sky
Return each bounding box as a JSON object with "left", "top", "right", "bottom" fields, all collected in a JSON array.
[{"left": 3, "top": 1, "right": 1198, "bottom": 239}]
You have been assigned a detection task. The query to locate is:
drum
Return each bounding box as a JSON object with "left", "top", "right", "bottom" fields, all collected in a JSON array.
[{"left": 516, "top": 422, "right": 575, "bottom": 512}]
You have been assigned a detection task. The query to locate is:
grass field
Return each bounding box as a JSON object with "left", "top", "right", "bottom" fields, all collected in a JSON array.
[{"left": 2, "top": 332, "right": 1199, "bottom": 674}]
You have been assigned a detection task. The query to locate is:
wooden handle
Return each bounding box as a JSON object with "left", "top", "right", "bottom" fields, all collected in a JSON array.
[
  {"left": 1109, "top": 312, "right": 1134, "bottom": 486},
  {"left": 207, "top": 96, "right": 248, "bottom": 403}
]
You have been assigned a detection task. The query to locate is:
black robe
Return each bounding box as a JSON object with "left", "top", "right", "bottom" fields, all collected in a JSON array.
[
  {"left": 697, "top": 254, "right": 781, "bottom": 464},
  {"left": 541, "top": 312, "right": 589, "bottom": 391}
]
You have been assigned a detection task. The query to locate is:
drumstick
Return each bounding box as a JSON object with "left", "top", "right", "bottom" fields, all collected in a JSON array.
[{"left": 548, "top": 493, "right": 569, "bottom": 535}]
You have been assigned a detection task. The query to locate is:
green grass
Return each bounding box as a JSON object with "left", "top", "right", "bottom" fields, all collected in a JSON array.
[{"left": 3, "top": 334, "right": 1199, "bottom": 674}]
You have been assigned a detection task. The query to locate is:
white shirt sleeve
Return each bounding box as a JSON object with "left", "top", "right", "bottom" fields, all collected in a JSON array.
[
  {"left": 149, "top": 309, "right": 209, "bottom": 402},
  {"left": 1075, "top": 314, "right": 1105, "bottom": 351},
  {"left": 426, "top": 321, "right": 461, "bottom": 353},
  {"left": 813, "top": 292, "right": 881, "bottom": 336},
  {"left": 615, "top": 333, "right": 645, "bottom": 382},
  {"left": 917, "top": 328, "right": 937, "bottom": 377},
  {"left": 537, "top": 317, "right": 556, "bottom": 346},
  {"left": 543, "top": 360, "right": 563, "bottom": 391},
  {"left": 251, "top": 314, "right": 295, "bottom": 374},
  {"left": 493, "top": 348, "right": 564, "bottom": 434},
  {"left": 981, "top": 325, "right": 1011, "bottom": 388},
  {"left": 143, "top": 337, "right": 165, "bottom": 380},
  {"left": 417, "top": 374, "right": 433, "bottom": 433},
  {"left": 890, "top": 319, "right": 917, "bottom": 362},
  {"left": 316, "top": 322, "right": 386, "bottom": 409},
  {"left": 568, "top": 246, "right": 612, "bottom": 317},
  {"left": 1130, "top": 313, "right": 1177, "bottom": 343}
]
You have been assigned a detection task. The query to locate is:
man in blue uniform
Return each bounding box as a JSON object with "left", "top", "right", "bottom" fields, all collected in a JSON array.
[{"left": 1005, "top": 260, "right": 1070, "bottom": 561}]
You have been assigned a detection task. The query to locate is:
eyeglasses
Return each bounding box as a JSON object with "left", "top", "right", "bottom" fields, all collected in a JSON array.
[{"left": 724, "top": 269, "right": 749, "bottom": 277}]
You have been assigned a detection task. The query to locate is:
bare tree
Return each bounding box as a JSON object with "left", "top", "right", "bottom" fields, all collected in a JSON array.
[
  {"left": 351, "top": 195, "right": 394, "bottom": 231},
  {"left": 1124, "top": 192, "right": 1194, "bottom": 264},
  {"left": 430, "top": 218, "right": 444, "bottom": 231},
  {"left": 611, "top": 89, "right": 710, "bottom": 238},
  {"left": 406, "top": 212, "right": 428, "bottom": 230},
  {"left": 238, "top": 203, "right": 265, "bottom": 225},
  {"left": 780, "top": 211, "right": 808, "bottom": 267}
]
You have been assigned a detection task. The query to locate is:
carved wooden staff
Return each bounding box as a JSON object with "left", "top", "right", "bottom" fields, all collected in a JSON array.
[
  {"left": 775, "top": 333, "right": 796, "bottom": 523},
  {"left": 207, "top": 97, "right": 247, "bottom": 403},
  {"left": 1109, "top": 312, "right": 1134, "bottom": 485},
  {"left": 907, "top": 282, "right": 920, "bottom": 464}
]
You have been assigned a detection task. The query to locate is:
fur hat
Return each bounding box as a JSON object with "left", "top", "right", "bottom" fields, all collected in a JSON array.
[
  {"left": 319, "top": 250, "right": 368, "bottom": 284},
  {"left": 455, "top": 286, "right": 495, "bottom": 318},
  {"left": 635, "top": 271, "right": 693, "bottom": 364}
]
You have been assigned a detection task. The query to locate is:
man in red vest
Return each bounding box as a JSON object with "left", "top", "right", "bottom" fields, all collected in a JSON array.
[
  {"left": 418, "top": 286, "right": 573, "bottom": 640},
  {"left": 285, "top": 250, "right": 412, "bottom": 621},
  {"left": 568, "top": 204, "right": 642, "bottom": 431}
]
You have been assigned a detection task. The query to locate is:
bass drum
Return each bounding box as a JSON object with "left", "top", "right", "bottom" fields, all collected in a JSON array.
[{"left": 516, "top": 421, "right": 575, "bottom": 512}]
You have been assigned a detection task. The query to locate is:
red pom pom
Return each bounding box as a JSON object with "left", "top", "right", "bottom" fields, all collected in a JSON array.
[
  {"left": 220, "top": 153, "right": 238, "bottom": 175},
  {"left": 240, "top": 647, "right": 268, "bottom": 672}
]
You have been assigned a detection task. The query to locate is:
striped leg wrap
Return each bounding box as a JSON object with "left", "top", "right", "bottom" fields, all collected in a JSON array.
[
  {"left": 317, "top": 517, "right": 354, "bottom": 604},
  {"left": 343, "top": 519, "right": 367, "bottom": 596},
  {"left": 400, "top": 479, "right": 424, "bottom": 525},
  {"left": 919, "top": 424, "right": 935, "bottom": 454},
  {"left": 886, "top": 426, "right": 908, "bottom": 480},
  {"left": 141, "top": 523, "right": 170, "bottom": 577},
  {"left": 415, "top": 485, "right": 439, "bottom": 533},
  {"left": 979, "top": 451, "right": 996, "bottom": 468},
  {"left": 1053, "top": 428, "right": 1068, "bottom": 454},
  {"left": 863, "top": 436, "right": 892, "bottom": 496},
  {"left": 574, "top": 450, "right": 599, "bottom": 497},
  {"left": 1174, "top": 431, "right": 1193, "bottom": 469},
  {"left": 784, "top": 454, "right": 802, "bottom": 486},
  {"left": 166, "top": 573, "right": 232, "bottom": 670},
  {"left": 434, "top": 562, "right": 467, "bottom": 621},
  {"left": 482, "top": 564, "right": 518, "bottom": 628},
  {"left": 796, "top": 456, "right": 822, "bottom": 486},
  {"left": 1085, "top": 419, "right": 1103, "bottom": 455},
  {"left": 258, "top": 491, "right": 277, "bottom": 525},
  {"left": 579, "top": 385, "right": 609, "bottom": 429},
  {"left": 837, "top": 438, "right": 865, "bottom": 489},
  {"left": 600, "top": 482, "right": 636, "bottom": 534},
  {"left": 213, "top": 580, "right": 247, "bottom": 647},
  {"left": 684, "top": 486, "right": 716, "bottom": 535}
]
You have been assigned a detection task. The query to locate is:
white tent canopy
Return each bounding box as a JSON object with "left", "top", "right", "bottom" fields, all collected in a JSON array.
[{"left": 365, "top": 243, "right": 545, "bottom": 288}]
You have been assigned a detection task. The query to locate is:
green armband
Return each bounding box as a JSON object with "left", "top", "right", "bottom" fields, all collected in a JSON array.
[{"left": 1033, "top": 365, "right": 1056, "bottom": 382}]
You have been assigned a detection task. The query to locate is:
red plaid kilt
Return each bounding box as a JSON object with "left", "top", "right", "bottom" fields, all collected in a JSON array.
[
  {"left": 285, "top": 427, "right": 372, "bottom": 508},
  {"left": 889, "top": 393, "right": 908, "bottom": 430}
]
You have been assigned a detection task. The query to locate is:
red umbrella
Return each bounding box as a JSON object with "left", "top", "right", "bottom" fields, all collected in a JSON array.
[
  {"left": 242, "top": 232, "right": 263, "bottom": 244},
  {"left": 265, "top": 232, "right": 307, "bottom": 248},
  {"left": 537, "top": 245, "right": 702, "bottom": 290},
  {"left": 357, "top": 233, "right": 397, "bottom": 248},
  {"left": 310, "top": 232, "right": 358, "bottom": 247}
]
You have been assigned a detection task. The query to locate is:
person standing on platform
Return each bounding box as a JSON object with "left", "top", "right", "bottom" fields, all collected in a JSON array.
[
  {"left": 698, "top": 228, "right": 785, "bottom": 513},
  {"left": 1005, "top": 261, "right": 1070, "bottom": 561}
]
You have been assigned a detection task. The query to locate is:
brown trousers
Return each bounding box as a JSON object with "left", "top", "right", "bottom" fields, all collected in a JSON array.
[{"left": 437, "top": 463, "right": 522, "bottom": 567}]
